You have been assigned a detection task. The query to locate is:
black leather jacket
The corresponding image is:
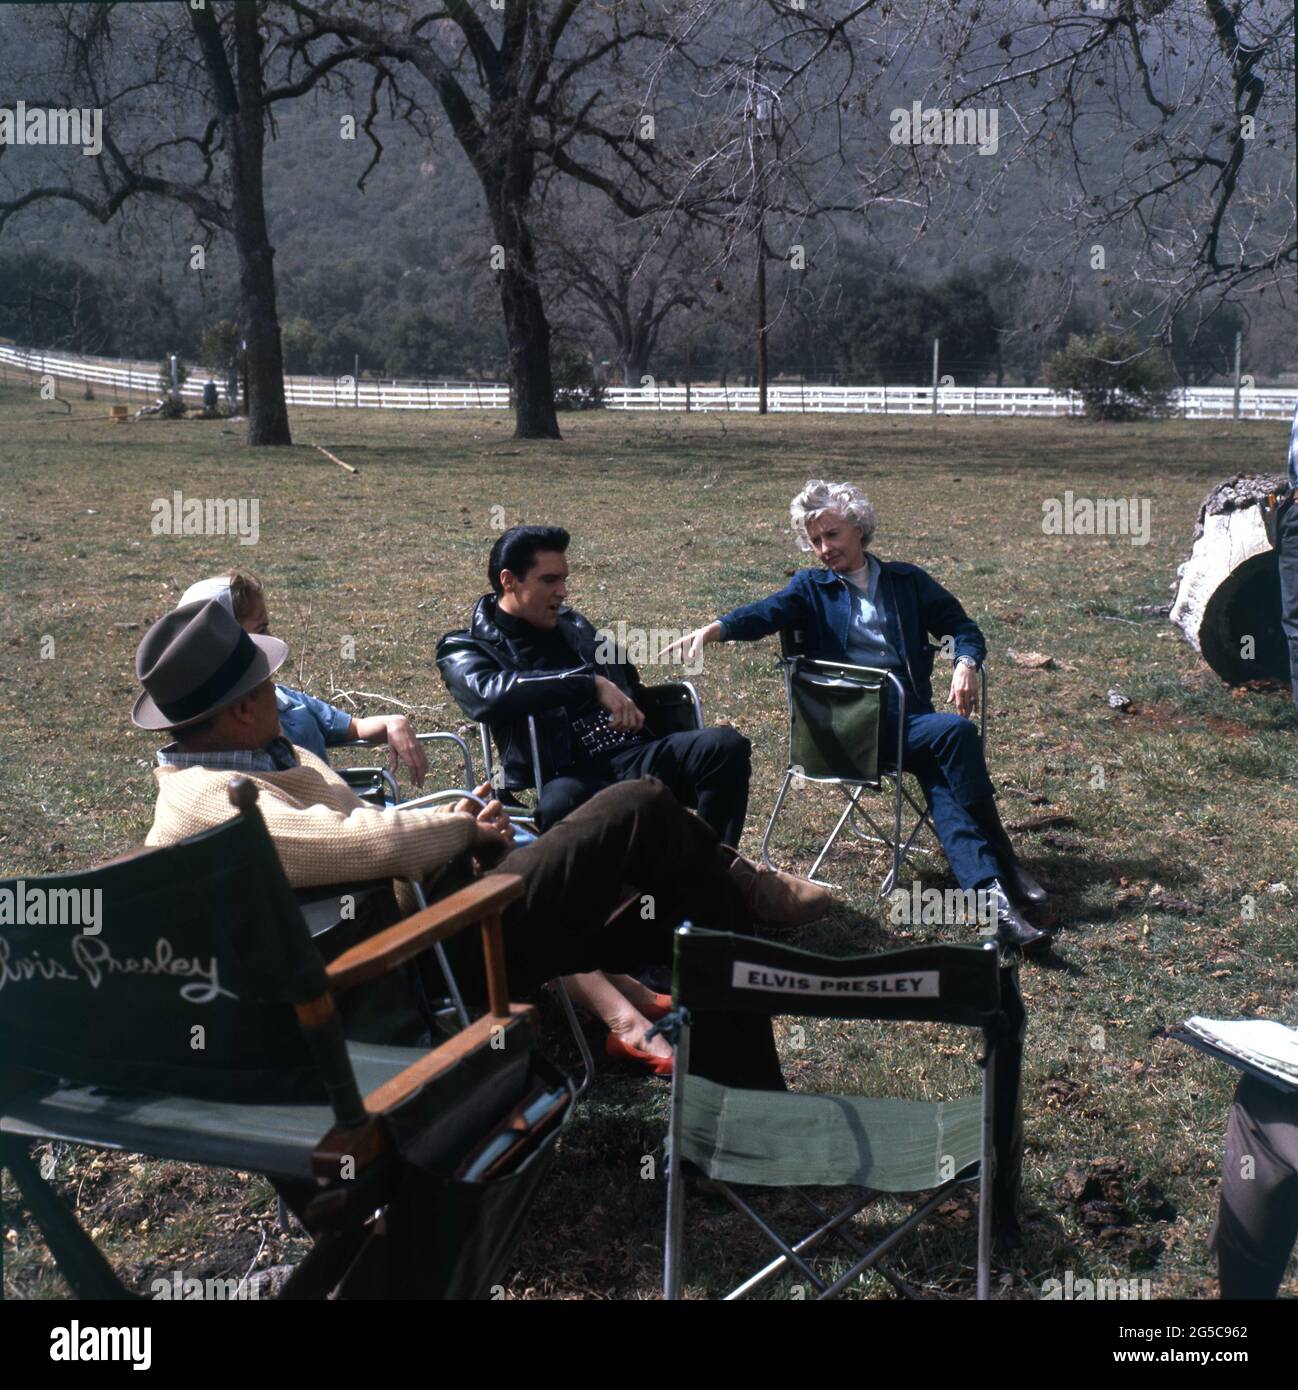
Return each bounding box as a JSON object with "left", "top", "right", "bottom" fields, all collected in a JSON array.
[{"left": 436, "top": 595, "right": 645, "bottom": 789}]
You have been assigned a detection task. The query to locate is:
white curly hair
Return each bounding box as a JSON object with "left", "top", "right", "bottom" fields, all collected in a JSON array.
[{"left": 790, "top": 479, "right": 877, "bottom": 553}]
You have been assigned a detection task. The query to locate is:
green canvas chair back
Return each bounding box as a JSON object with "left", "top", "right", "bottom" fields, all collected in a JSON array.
[
  {"left": 0, "top": 801, "right": 333, "bottom": 1105},
  {"left": 673, "top": 926, "right": 1001, "bottom": 1028},
  {"left": 788, "top": 661, "right": 883, "bottom": 784}
]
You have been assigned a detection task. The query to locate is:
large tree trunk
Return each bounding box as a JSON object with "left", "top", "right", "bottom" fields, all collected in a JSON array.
[
  {"left": 490, "top": 183, "right": 560, "bottom": 440},
  {"left": 1170, "top": 473, "right": 1291, "bottom": 683},
  {"left": 229, "top": 4, "right": 290, "bottom": 446}
]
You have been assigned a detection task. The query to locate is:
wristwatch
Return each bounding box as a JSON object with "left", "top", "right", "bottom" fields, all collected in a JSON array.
[{"left": 954, "top": 655, "right": 979, "bottom": 671}]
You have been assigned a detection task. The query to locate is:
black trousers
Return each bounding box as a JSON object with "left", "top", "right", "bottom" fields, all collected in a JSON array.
[
  {"left": 1212, "top": 1075, "right": 1298, "bottom": 1299},
  {"left": 536, "top": 726, "right": 752, "bottom": 847},
  {"left": 1277, "top": 501, "right": 1298, "bottom": 718},
  {"left": 468, "top": 776, "right": 782, "bottom": 1090}
]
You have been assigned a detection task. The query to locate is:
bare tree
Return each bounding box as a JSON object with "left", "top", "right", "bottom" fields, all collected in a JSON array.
[{"left": 0, "top": 2, "right": 374, "bottom": 445}]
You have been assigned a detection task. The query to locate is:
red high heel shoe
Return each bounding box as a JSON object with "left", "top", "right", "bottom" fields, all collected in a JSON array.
[
  {"left": 640, "top": 993, "right": 674, "bottom": 1023},
  {"left": 606, "top": 1032, "right": 674, "bottom": 1076}
]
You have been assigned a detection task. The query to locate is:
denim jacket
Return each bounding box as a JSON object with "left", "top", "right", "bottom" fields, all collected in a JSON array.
[{"left": 717, "top": 560, "right": 986, "bottom": 709}]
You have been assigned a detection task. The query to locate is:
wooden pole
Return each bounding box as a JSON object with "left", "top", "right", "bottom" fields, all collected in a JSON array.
[
  {"left": 310, "top": 442, "right": 358, "bottom": 474},
  {"left": 1231, "top": 331, "right": 1242, "bottom": 422}
]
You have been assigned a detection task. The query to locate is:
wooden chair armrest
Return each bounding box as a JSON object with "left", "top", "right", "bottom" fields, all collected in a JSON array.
[
  {"left": 363, "top": 1003, "right": 535, "bottom": 1114},
  {"left": 310, "top": 1003, "right": 536, "bottom": 1181},
  {"left": 325, "top": 873, "right": 524, "bottom": 1015}
]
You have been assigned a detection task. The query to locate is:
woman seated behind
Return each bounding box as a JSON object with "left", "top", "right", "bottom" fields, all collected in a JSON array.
[{"left": 666, "top": 479, "right": 1051, "bottom": 949}]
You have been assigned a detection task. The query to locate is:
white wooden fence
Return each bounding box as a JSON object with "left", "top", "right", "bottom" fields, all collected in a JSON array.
[{"left": 1, "top": 344, "right": 1292, "bottom": 421}]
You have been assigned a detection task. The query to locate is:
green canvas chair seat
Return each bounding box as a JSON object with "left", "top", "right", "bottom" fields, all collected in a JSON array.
[
  {"left": 678, "top": 1077, "right": 983, "bottom": 1192},
  {"left": 1, "top": 1042, "right": 427, "bottom": 1182},
  {"left": 662, "top": 927, "right": 1014, "bottom": 1301}
]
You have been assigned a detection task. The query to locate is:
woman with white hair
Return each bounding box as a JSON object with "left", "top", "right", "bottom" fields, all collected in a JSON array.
[{"left": 665, "top": 479, "right": 1050, "bottom": 949}]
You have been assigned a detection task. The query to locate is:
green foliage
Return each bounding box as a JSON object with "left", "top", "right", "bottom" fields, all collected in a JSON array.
[
  {"left": 382, "top": 309, "right": 457, "bottom": 378},
  {"left": 551, "top": 338, "right": 605, "bottom": 409},
  {"left": 1043, "top": 332, "right": 1176, "bottom": 420},
  {"left": 199, "top": 319, "right": 241, "bottom": 372},
  {"left": 156, "top": 354, "right": 190, "bottom": 398},
  {"left": 1169, "top": 304, "right": 1244, "bottom": 387},
  {"left": 782, "top": 250, "right": 1003, "bottom": 384},
  {"left": 0, "top": 250, "right": 112, "bottom": 353}
]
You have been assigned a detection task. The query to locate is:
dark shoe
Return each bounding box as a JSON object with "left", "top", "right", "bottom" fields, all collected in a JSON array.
[
  {"left": 988, "top": 880, "right": 1050, "bottom": 951},
  {"left": 1003, "top": 859, "right": 1049, "bottom": 908},
  {"left": 969, "top": 797, "right": 1048, "bottom": 906},
  {"left": 724, "top": 849, "right": 835, "bottom": 926}
]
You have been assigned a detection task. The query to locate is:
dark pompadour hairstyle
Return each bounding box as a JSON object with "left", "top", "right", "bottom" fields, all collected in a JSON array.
[{"left": 488, "top": 525, "right": 570, "bottom": 597}]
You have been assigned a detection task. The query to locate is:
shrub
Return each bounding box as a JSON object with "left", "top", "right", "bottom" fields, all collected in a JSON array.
[
  {"left": 1044, "top": 332, "right": 1175, "bottom": 421},
  {"left": 551, "top": 340, "right": 605, "bottom": 410}
]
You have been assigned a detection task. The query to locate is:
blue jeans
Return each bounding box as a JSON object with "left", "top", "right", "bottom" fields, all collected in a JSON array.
[{"left": 883, "top": 683, "right": 1000, "bottom": 891}]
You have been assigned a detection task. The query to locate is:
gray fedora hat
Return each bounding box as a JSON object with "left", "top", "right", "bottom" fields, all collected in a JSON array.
[{"left": 132, "top": 599, "right": 287, "bottom": 732}]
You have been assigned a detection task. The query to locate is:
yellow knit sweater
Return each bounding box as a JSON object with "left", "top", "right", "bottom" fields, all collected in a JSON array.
[{"left": 144, "top": 746, "right": 478, "bottom": 890}]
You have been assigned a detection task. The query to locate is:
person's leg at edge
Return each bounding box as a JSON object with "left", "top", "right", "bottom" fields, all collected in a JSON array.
[
  {"left": 1277, "top": 503, "right": 1298, "bottom": 722},
  {"left": 1212, "top": 1075, "right": 1298, "bottom": 1299}
]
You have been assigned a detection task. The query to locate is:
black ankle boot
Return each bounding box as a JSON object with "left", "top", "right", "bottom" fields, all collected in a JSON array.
[
  {"left": 987, "top": 880, "right": 1050, "bottom": 951},
  {"left": 969, "top": 797, "right": 1048, "bottom": 906}
]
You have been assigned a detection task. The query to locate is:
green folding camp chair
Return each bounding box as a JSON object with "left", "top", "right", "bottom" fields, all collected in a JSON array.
[
  {"left": 662, "top": 926, "right": 1010, "bottom": 1300},
  {"left": 0, "top": 780, "right": 571, "bottom": 1300},
  {"left": 760, "top": 633, "right": 987, "bottom": 898}
]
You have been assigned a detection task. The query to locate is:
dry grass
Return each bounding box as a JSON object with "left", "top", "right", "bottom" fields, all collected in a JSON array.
[{"left": 2, "top": 380, "right": 1295, "bottom": 1299}]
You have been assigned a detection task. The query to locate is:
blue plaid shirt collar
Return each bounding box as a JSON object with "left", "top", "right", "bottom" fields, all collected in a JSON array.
[
  {"left": 1288, "top": 399, "right": 1298, "bottom": 489},
  {"left": 156, "top": 737, "right": 300, "bottom": 773}
]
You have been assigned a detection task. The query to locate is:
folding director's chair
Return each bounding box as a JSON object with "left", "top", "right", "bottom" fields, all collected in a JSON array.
[
  {"left": 760, "top": 629, "right": 986, "bottom": 898},
  {"left": 662, "top": 926, "right": 1009, "bottom": 1301},
  {"left": 0, "top": 780, "right": 572, "bottom": 1300}
]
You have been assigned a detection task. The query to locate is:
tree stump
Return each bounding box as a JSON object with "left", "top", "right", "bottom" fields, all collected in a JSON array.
[{"left": 1170, "top": 473, "right": 1291, "bottom": 684}]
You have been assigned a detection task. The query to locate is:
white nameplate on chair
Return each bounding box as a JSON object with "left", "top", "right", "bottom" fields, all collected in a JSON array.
[{"left": 731, "top": 962, "right": 939, "bottom": 997}]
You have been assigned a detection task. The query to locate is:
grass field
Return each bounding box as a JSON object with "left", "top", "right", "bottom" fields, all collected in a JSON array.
[{"left": 2, "top": 379, "right": 1295, "bottom": 1300}]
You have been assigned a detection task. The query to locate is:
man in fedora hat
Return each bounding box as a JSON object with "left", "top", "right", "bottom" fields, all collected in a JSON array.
[{"left": 133, "top": 600, "right": 786, "bottom": 1088}]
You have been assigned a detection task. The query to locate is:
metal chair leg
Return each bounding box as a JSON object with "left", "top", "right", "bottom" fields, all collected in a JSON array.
[
  {"left": 807, "top": 790, "right": 862, "bottom": 884},
  {"left": 663, "top": 1023, "right": 691, "bottom": 1301},
  {"left": 759, "top": 769, "right": 797, "bottom": 870},
  {"left": 549, "top": 980, "right": 594, "bottom": 1099}
]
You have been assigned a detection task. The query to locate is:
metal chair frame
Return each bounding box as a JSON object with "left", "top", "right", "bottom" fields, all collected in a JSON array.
[
  {"left": 760, "top": 657, "right": 987, "bottom": 898},
  {"left": 337, "top": 730, "right": 477, "bottom": 805}
]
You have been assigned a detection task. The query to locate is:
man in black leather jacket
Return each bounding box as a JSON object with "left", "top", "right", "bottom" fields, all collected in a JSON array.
[{"left": 437, "top": 525, "right": 756, "bottom": 839}]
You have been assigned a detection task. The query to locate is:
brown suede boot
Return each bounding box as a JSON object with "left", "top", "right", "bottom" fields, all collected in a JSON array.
[{"left": 722, "top": 849, "right": 835, "bottom": 926}]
